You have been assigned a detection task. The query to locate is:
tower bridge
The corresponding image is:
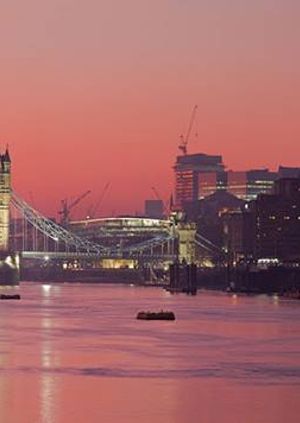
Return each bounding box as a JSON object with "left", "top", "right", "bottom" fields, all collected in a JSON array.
[
  {"left": 10, "top": 192, "right": 177, "bottom": 260},
  {"left": 0, "top": 151, "right": 218, "bottom": 283}
]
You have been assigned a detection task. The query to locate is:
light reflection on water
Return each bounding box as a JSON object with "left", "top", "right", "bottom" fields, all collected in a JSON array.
[{"left": 0, "top": 282, "right": 299, "bottom": 423}]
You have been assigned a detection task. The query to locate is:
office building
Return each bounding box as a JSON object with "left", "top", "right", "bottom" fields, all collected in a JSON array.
[
  {"left": 174, "top": 153, "right": 225, "bottom": 208},
  {"left": 198, "top": 171, "right": 227, "bottom": 199},
  {"left": 224, "top": 178, "right": 300, "bottom": 262},
  {"left": 227, "top": 169, "right": 277, "bottom": 201}
]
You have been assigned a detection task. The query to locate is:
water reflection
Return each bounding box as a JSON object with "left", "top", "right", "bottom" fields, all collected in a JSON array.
[
  {"left": 40, "top": 284, "right": 61, "bottom": 423},
  {"left": 0, "top": 283, "right": 299, "bottom": 423}
]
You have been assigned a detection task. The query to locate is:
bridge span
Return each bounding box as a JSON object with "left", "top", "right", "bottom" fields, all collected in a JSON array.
[{"left": 0, "top": 151, "right": 219, "bottom": 283}]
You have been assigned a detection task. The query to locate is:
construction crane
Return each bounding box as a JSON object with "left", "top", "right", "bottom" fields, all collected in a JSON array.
[
  {"left": 59, "top": 190, "right": 91, "bottom": 226},
  {"left": 151, "top": 187, "right": 169, "bottom": 217},
  {"left": 86, "top": 182, "right": 110, "bottom": 219},
  {"left": 178, "top": 104, "right": 198, "bottom": 155}
]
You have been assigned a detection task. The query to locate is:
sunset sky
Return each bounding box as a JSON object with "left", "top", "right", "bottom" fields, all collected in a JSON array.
[{"left": 1, "top": 0, "right": 300, "bottom": 218}]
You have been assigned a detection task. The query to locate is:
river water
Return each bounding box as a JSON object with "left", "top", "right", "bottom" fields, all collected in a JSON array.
[{"left": 0, "top": 282, "right": 299, "bottom": 423}]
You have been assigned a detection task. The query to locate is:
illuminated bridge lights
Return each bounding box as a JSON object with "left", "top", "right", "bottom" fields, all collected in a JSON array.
[{"left": 10, "top": 192, "right": 177, "bottom": 260}]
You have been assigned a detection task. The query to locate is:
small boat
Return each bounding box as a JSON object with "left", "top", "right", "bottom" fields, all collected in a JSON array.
[
  {"left": 136, "top": 310, "right": 175, "bottom": 321},
  {"left": 0, "top": 294, "right": 21, "bottom": 300}
]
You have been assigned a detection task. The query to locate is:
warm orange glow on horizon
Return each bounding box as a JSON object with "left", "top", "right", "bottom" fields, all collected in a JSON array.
[{"left": 1, "top": 1, "right": 300, "bottom": 218}]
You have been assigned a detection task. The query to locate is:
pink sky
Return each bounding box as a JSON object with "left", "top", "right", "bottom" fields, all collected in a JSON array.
[{"left": 1, "top": 0, "right": 300, "bottom": 219}]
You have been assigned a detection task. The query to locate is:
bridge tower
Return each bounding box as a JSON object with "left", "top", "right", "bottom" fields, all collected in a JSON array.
[
  {"left": 177, "top": 222, "right": 197, "bottom": 264},
  {"left": 0, "top": 148, "right": 11, "bottom": 251},
  {"left": 0, "top": 148, "right": 19, "bottom": 285}
]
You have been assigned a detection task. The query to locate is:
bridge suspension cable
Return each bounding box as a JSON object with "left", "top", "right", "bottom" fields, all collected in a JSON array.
[
  {"left": 11, "top": 192, "right": 109, "bottom": 255},
  {"left": 10, "top": 192, "right": 177, "bottom": 259},
  {"left": 195, "top": 232, "right": 223, "bottom": 255},
  {"left": 121, "top": 235, "right": 175, "bottom": 254}
]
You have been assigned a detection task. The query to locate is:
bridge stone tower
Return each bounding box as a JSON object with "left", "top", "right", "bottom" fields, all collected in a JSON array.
[
  {"left": 177, "top": 222, "right": 197, "bottom": 264},
  {"left": 0, "top": 148, "right": 19, "bottom": 285},
  {"left": 0, "top": 149, "right": 11, "bottom": 251}
]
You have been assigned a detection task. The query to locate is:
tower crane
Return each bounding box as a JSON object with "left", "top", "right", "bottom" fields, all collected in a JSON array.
[
  {"left": 59, "top": 190, "right": 91, "bottom": 226},
  {"left": 179, "top": 104, "right": 198, "bottom": 155},
  {"left": 87, "top": 182, "right": 110, "bottom": 219},
  {"left": 151, "top": 187, "right": 169, "bottom": 217}
]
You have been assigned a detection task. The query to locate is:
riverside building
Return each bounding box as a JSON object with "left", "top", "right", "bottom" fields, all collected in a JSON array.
[{"left": 223, "top": 178, "right": 300, "bottom": 262}]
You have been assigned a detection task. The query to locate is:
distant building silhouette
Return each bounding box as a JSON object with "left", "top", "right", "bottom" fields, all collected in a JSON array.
[
  {"left": 144, "top": 200, "right": 164, "bottom": 219},
  {"left": 278, "top": 166, "right": 300, "bottom": 179}
]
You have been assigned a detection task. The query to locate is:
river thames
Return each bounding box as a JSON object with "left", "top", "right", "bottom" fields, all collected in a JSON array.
[{"left": 0, "top": 283, "right": 299, "bottom": 423}]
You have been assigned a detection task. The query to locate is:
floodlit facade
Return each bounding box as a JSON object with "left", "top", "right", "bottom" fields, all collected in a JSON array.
[
  {"left": 0, "top": 149, "right": 11, "bottom": 251},
  {"left": 70, "top": 217, "right": 172, "bottom": 250},
  {"left": 177, "top": 223, "right": 197, "bottom": 264}
]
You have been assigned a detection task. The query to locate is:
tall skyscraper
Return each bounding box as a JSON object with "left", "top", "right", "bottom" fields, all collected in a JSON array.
[{"left": 174, "top": 153, "right": 225, "bottom": 208}]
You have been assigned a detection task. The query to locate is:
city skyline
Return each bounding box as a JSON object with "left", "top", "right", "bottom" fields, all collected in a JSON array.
[
  {"left": 0, "top": 3, "right": 299, "bottom": 422},
  {"left": 9, "top": 145, "right": 300, "bottom": 220},
  {"left": 1, "top": 0, "right": 300, "bottom": 218}
]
